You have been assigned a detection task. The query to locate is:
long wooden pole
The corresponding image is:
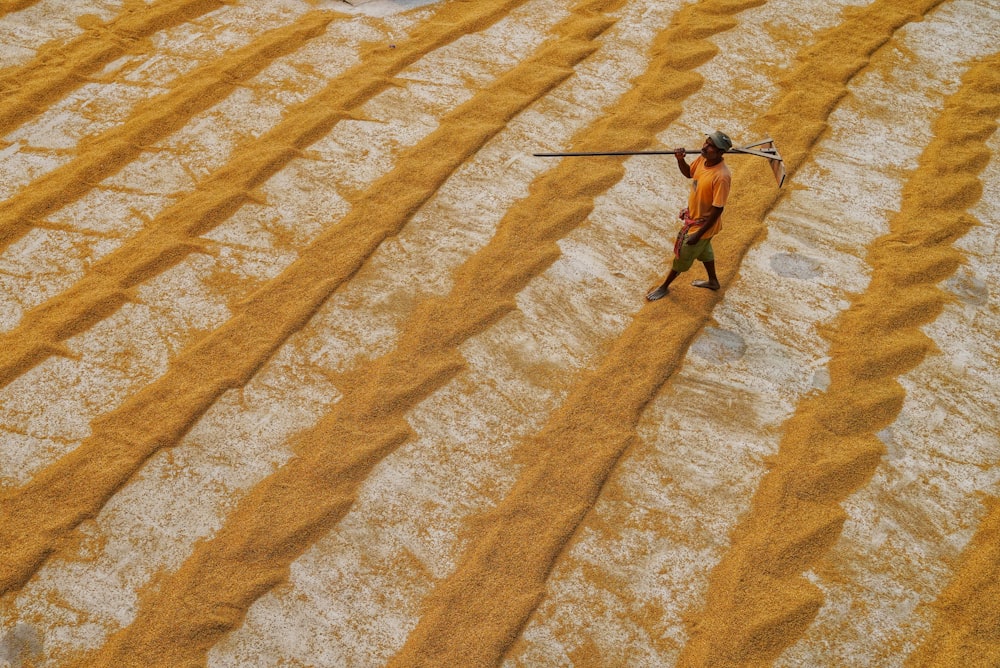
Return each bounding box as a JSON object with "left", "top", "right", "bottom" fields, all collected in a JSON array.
[
  {"left": 532, "top": 139, "right": 786, "bottom": 186},
  {"left": 531, "top": 147, "right": 778, "bottom": 158}
]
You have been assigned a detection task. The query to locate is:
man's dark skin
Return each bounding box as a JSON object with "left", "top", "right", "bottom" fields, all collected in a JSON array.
[{"left": 645, "top": 137, "right": 725, "bottom": 300}]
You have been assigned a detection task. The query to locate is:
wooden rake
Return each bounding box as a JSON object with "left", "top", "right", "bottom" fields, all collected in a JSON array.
[{"left": 533, "top": 137, "right": 786, "bottom": 187}]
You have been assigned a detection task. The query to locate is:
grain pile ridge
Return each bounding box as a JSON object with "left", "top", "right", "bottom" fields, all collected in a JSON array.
[
  {"left": 0, "top": 0, "right": 536, "bottom": 390},
  {"left": 0, "top": 0, "right": 227, "bottom": 136},
  {"left": 387, "top": 0, "right": 778, "bottom": 664},
  {"left": 0, "top": 0, "right": 534, "bottom": 599},
  {"left": 0, "top": 9, "right": 336, "bottom": 256},
  {"left": 901, "top": 52, "right": 1000, "bottom": 668},
  {"left": 0, "top": 0, "right": 49, "bottom": 20},
  {"left": 390, "top": 0, "right": 958, "bottom": 664},
  {"left": 679, "top": 38, "right": 996, "bottom": 668},
  {"left": 0, "top": 0, "right": 996, "bottom": 664},
  {"left": 60, "top": 2, "right": 626, "bottom": 665}
]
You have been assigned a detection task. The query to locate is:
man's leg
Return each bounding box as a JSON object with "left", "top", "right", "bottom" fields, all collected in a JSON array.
[
  {"left": 646, "top": 269, "right": 678, "bottom": 301},
  {"left": 649, "top": 237, "right": 705, "bottom": 301},
  {"left": 692, "top": 260, "right": 720, "bottom": 290}
]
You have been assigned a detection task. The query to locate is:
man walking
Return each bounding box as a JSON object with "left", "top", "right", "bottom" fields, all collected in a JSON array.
[{"left": 646, "top": 130, "right": 733, "bottom": 301}]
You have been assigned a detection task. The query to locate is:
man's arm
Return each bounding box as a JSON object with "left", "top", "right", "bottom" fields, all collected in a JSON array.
[
  {"left": 686, "top": 205, "right": 723, "bottom": 244},
  {"left": 675, "top": 148, "right": 692, "bottom": 178}
]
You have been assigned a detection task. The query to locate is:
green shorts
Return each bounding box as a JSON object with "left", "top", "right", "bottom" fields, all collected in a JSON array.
[{"left": 672, "top": 236, "right": 715, "bottom": 272}]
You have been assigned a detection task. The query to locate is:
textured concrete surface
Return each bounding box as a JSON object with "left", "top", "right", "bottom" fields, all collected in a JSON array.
[{"left": 0, "top": 0, "right": 997, "bottom": 665}]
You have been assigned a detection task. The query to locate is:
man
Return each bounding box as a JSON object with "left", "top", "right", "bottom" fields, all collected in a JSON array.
[{"left": 646, "top": 130, "right": 733, "bottom": 301}]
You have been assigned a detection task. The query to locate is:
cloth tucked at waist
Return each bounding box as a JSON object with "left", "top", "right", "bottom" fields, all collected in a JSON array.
[{"left": 673, "top": 207, "right": 698, "bottom": 258}]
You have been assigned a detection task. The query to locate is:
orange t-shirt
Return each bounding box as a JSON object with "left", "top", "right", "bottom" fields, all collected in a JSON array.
[{"left": 687, "top": 156, "right": 731, "bottom": 239}]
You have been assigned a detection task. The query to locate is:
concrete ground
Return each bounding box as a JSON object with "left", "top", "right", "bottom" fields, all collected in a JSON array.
[{"left": 0, "top": 0, "right": 997, "bottom": 665}]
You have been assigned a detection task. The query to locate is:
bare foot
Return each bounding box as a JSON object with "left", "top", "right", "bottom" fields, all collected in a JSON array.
[
  {"left": 691, "top": 280, "right": 720, "bottom": 290},
  {"left": 646, "top": 286, "right": 669, "bottom": 301}
]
